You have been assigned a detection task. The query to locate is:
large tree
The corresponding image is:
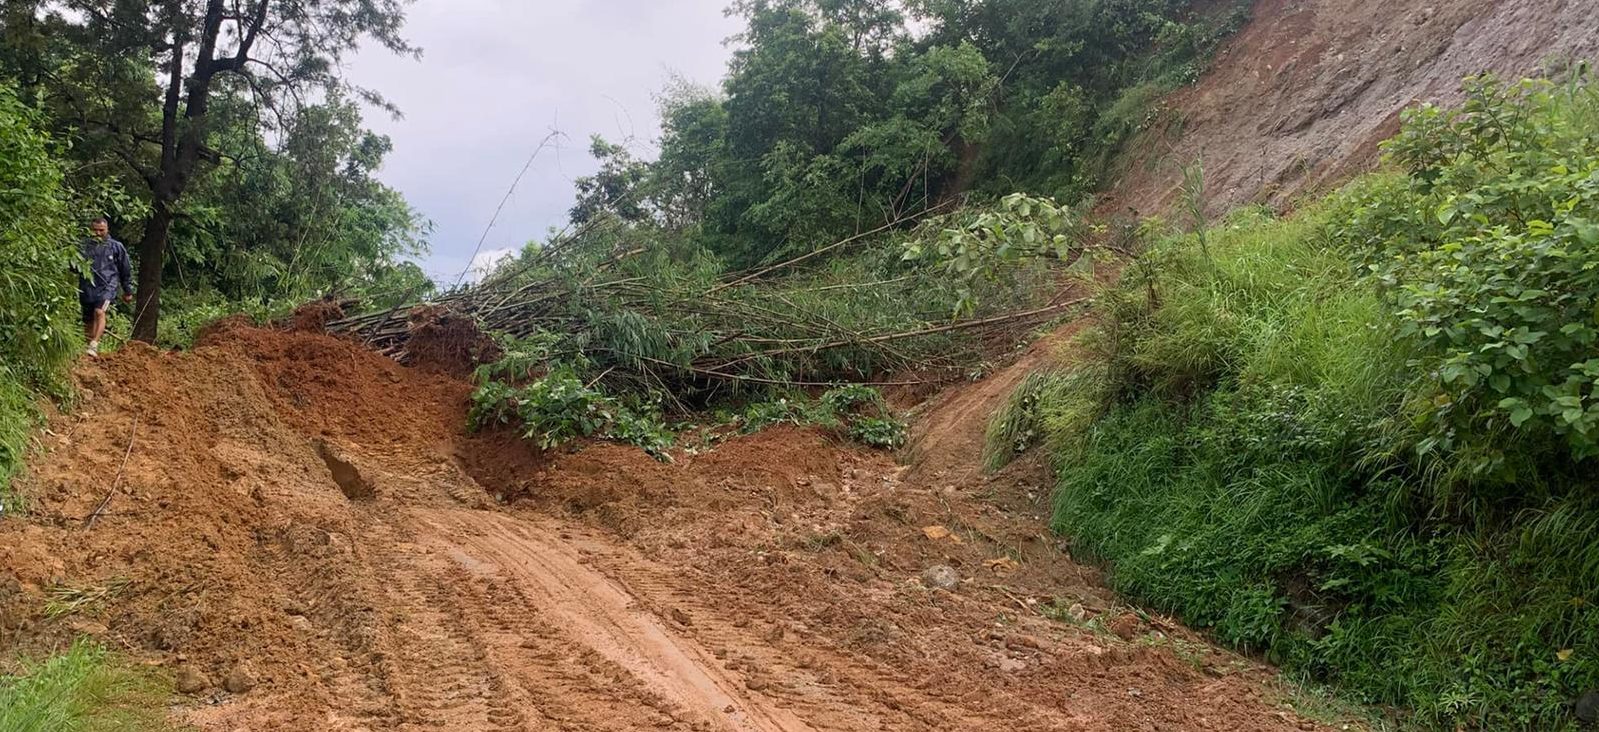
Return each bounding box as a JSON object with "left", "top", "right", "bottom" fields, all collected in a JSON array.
[{"left": 2, "top": 0, "right": 416, "bottom": 340}]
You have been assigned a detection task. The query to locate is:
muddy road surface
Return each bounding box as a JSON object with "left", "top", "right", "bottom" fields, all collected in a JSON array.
[{"left": 2, "top": 324, "right": 1336, "bottom": 731}]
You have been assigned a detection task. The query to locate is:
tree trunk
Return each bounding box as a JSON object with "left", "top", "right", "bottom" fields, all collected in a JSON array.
[
  {"left": 129, "top": 0, "right": 231, "bottom": 342},
  {"left": 132, "top": 204, "right": 174, "bottom": 342}
]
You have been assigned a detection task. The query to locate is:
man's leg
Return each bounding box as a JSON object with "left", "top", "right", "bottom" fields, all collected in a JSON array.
[
  {"left": 81, "top": 299, "right": 96, "bottom": 342},
  {"left": 86, "top": 301, "right": 108, "bottom": 356}
]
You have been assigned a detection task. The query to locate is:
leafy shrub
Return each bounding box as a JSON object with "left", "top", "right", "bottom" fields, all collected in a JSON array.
[
  {"left": 738, "top": 385, "right": 907, "bottom": 449},
  {"left": 846, "top": 416, "right": 906, "bottom": 449},
  {"left": 1344, "top": 71, "right": 1599, "bottom": 479},
  {"left": 902, "top": 193, "right": 1085, "bottom": 315},
  {"left": 0, "top": 84, "right": 75, "bottom": 496},
  {"left": 739, "top": 397, "right": 833, "bottom": 433},
  {"left": 469, "top": 365, "right": 673, "bottom": 461}
]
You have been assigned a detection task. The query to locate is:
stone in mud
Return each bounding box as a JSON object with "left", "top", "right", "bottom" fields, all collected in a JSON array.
[
  {"left": 1107, "top": 613, "right": 1141, "bottom": 640},
  {"left": 175, "top": 666, "right": 209, "bottom": 694},
  {"left": 1575, "top": 689, "right": 1599, "bottom": 724},
  {"left": 920, "top": 564, "right": 960, "bottom": 591},
  {"left": 224, "top": 663, "right": 257, "bottom": 694}
]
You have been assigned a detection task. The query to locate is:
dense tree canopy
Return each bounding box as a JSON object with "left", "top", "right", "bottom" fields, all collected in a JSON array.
[
  {"left": 0, "top": 0, "right": 428, "bottom": 339},
  {"left": 565, "top": 0, "right": 1246, "bottom": 268}
]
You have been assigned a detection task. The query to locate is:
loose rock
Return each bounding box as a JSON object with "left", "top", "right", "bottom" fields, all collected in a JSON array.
[
  {"left": 224, "top": 663, "right": 257, "bottom": 694},
  {"left": 175, "top": 666, "right": 209, "bottom": 694},
  {"left": 1107, "top": 613, "right": 1141, "bottom": 640},
  {"left": 920, "top": 564, "right": 960, "bottom": 591},
  {"left": 1575, "top": 689, "right": 1599, "bottom": 724}
]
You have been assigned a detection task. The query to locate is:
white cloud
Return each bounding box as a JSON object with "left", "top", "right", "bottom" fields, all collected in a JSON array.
[
  {"left": 344, "top": 0, "right": 740, "bottom": 282},
  {"left": 466, "top": 247, "right": 516, "bottom": 282}
]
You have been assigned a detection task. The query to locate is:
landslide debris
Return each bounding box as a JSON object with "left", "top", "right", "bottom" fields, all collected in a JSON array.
[{"left": 0, "top": 322, "right": 1338, "bottom": 730}]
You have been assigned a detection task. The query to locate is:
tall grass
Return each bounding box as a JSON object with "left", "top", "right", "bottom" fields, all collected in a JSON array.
[
  {"left": 0, "top": 640, "right": 175, "bottom": 732},
  {"left": 1012, "top": 187, "right": 1599, "bottom": 728}
]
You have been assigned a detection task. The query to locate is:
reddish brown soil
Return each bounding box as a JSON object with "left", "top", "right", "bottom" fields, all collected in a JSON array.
[
  {"left": 1104, "top": 0, "right": 1599, "bottom": 218},
  {"left": 0, "top": 324, "right": 1340, "bottom": 730},
  {"left": 288, "top": 300, "right": 346, "bottom": 334}
]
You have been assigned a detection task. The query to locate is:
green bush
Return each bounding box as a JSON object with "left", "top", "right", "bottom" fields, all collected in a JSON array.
[
  {"left": 1344, "top": 71, "right": 1599, "bottom": 484},
  {"left": 1014, "top": 72, "right": 1599, "bottom": 729},
  {"left": 740, "top": 385, "right": 908, "bottom": 449},
  {"left": 0, "top": 83, "right": 76, "bottom": 498},
  {"left": 468, "top": 364, "right": 674, "bottom": 461}
]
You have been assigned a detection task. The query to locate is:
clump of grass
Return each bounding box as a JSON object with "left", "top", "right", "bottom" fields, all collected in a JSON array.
[
  {"left": 0, "top": 370, "right": 36, "bottom": 511},
  {"left": 0, "top": 639, "right": 176, "bottom": 732},
  {"left": 983, "top": 366, "right": 1108, "bottom": 472},
  {"left": 43, "top": 579, "right": 131, "bottom": 620}
]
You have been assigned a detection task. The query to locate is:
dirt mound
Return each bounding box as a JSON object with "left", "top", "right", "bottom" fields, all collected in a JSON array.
[
  {"left": 196, "top": 318, "right": 468, "bottom": 447},
  {"left": 1106, "top": 0, "right": 1599, "bottom": 217},
  {"left": 0, "top": 322, "right": 1335, "bottom": 730},
  {"left": 400, "top": 306, "right": 503, "bottom": 379},
  {"left": 287, "top": 299, "right": 346, "bottom": 333}
]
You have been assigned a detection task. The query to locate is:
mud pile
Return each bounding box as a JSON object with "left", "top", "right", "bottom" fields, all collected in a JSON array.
[
  {"left": 1, "top": 325, "right": 471, "bottom": 699},
  {"left": 0, "top": 323, "right": 1334, "bottom": 730}
]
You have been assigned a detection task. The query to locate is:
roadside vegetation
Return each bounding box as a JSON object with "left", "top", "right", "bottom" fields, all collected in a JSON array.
[
  {"left": 0, "top": 86, "right": 75, "bottom": 504},
  {"left": 990, "top": 70, "right": 1599, "bottom": 729},
  {"left": 0, "top": 640, "right": 177, "bottom": 732}
]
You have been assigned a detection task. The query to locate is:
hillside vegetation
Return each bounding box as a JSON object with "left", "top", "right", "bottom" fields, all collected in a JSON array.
[{"left": 991, "top": 71, "right": 1599, "bottom": 728}]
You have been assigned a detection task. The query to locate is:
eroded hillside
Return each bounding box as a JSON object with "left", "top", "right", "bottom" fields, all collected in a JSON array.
[{"left": 1108, "top": 0, "right": 1599, "bottom": 216}]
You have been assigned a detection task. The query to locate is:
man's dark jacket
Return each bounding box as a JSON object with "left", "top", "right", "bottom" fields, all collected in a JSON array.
[{"left": 78, "top": 237, "right": 133, "bottom": 304}]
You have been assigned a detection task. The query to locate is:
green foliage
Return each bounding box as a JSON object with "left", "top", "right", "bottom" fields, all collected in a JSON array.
[
  {"left": 740, "top": 384, "right": 907, "bottom": 449},
  {"left": 1014, "top": 74, "right": 1599, "bottom": 729},
  {"left": 982, "top": 367, "right": 1107, "bottom": 471},
  {"left": 469, "top": 363, "right": 673, "bottom": 461},
  {"left": 847, "top": 416, "right": 907, "bottom": 449},
  {"left": 0, "top": 639, "right": 176, "bottom": 732},
  {"left": 822, "top": 384, "right": 908, "bottom": 448},
  {"left": 1, "top": 2, "right": 426, "bottom": 340},
  {"left": 902, "top": 193, "right": 1085, "bottom": 315},
  {"left": 739, "top": 396, "right": 836, "bottom": 433},
  {"left": 629, "top": 0, "right": 1247, "bottom": 267},
  {"left": 0, "top": 83, "right": 74, "bottom": 497},
  {"left": 1344, "top": 71, "right": 1599, "bottom": 480},
  {"left": 169, "top": 96, "right": 432, "bottom": 312}
]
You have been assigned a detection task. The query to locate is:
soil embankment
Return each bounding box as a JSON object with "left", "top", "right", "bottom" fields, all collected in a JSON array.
[{"left": 1, "top": 322, "right": 1332, "bottom": 730}]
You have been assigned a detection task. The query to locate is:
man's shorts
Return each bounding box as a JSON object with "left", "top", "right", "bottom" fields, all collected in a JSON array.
[{"left": 80, "top": 296, "right": 110, "bottom": 325}]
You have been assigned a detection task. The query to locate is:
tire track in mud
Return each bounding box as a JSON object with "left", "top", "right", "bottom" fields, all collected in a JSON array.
[
  {"left": 413, "top": 508, "right": 822, "bottom": 732},
  {"left": 359, "top": 516, "right": 531, "bottom": 732},
  {"left": 572, "top": 538, "right": 1094, "bottom": 732},
  {"left": 411, "top": 508, "right": 1097, "bottom": 732}
]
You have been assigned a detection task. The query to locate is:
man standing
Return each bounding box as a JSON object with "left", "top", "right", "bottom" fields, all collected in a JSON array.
[{"left": 78, "top": 217, "right": 134, "bottom": 357}]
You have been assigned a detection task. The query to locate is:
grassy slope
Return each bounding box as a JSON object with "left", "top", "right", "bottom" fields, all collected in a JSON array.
[{"left": 996, "top": 178, "right": 1599, "bottom": 728}]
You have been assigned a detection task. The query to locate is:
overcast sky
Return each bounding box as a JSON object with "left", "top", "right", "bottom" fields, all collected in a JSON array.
[{"left": 344, "top": 1, "right": 742, "bottom": 284}]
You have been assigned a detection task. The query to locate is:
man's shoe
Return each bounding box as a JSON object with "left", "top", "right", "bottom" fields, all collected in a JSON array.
[{"left": 86, "top": 341, "right": 99, "bottom": 358}]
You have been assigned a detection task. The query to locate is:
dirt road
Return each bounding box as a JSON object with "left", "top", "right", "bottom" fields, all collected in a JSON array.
[{"left": 2, "top": 324, "right": 1335, "bottom": 731}]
